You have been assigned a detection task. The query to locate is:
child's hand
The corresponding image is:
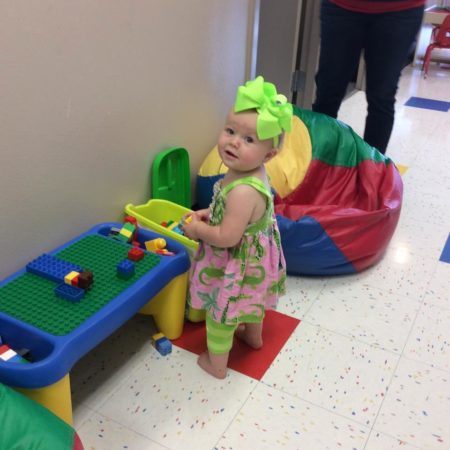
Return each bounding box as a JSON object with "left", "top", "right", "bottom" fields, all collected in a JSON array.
[
  {"left": 181, "top": 213, "right": 192, "bottom": 223},
  {"left": 192, "top": 209, "right": 210, "bottom": 223},
  {"left": 181, "top": 214, "right": 200, "bottom": 241},
  {"left": 181, "top": 213, "right": 193, "bottom": 226}
]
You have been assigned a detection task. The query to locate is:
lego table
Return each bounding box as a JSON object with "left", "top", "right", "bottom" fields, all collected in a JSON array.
[{"left": 0, "top": 223, "right": 190, "bottom": 425}]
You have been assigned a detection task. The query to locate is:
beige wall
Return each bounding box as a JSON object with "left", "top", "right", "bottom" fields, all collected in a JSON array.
[{"left": 0, "top": 0, "right": 253, "bottom": 278}]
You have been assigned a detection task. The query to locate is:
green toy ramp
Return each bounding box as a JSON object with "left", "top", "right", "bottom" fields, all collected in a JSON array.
[
  {"left": 0, "top": 383, "right": 80, "bottom": 450},
  {"left": 151, "top": 147, "right": 191, "bottom": 208}
]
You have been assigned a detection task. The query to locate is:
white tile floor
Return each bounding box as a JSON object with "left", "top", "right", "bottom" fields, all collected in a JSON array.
[{"left": 73, "top": 64, "right": 450, "bottom": 449}]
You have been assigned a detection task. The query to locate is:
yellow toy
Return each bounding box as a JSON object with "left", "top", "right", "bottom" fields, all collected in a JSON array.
[{"left": 145, "top": 238, "right": 166, "bottom": 252}]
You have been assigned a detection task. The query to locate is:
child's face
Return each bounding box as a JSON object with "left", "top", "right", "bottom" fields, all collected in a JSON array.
[{"left": 218, "top": 110, "right": 276, "bottom": 173}]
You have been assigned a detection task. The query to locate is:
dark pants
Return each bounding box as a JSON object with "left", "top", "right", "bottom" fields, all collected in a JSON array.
[{"left": 312, "top": 0, "right": 424, "bottom": 153}]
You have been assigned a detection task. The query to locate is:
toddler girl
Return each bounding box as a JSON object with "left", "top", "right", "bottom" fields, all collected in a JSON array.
[{"left": 182, "top": 76, "right": 291, "bottom": 379}]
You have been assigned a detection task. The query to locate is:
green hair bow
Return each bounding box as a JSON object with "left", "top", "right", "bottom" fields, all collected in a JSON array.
[{"left": 234, "top": 76, "right": 293, "bottom": 145}]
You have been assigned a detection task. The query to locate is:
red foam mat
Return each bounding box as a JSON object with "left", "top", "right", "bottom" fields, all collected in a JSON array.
[{"left": 173, "top": 310, "right": 300, "bottom": 380}]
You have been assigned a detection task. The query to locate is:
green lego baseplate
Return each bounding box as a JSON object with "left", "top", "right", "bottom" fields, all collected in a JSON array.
[{"left": 0, "top": 235, "right": 160, "bottom": 336}]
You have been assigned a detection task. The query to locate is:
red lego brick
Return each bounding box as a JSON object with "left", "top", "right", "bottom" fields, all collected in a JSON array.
[
  {"left": 124, "top": 216, "right": 138, "bottom": 226},
  {"left": 155, "top": 249, "right": 175, "bottom": 256},
  {"left": 128, "top": 247, "right": 144, "bottom": 262}
]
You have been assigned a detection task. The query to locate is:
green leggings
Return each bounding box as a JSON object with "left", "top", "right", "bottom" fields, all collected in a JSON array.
[{"left": 206, "top": 314, "right": 238, "bottom": 355}]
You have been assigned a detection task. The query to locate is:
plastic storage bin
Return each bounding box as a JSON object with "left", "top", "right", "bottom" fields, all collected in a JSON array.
[{"left": 125, "top": 199, "right": 199, "bottom": 254}]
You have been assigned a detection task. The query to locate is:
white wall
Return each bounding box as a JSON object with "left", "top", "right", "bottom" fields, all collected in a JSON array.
[{"left": 0, "top": 0, "right": 253, "bottom": 278}]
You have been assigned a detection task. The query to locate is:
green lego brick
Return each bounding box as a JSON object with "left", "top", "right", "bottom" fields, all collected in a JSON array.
[
  {"left": 122, "top": 222, "right": 136, "bottom": 233},
  {"left": 0, "top": 235, "right": 160, "bottom": 336}
]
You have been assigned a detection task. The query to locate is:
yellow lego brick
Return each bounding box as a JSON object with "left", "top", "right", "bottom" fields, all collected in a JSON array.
[
  {"left": 119, "top": 228, "right": 133, "bottom": 239},
  {"left": 152, "top": 332, "right": 165, "bottom": 342},
  {"left": 145, "top": 238, "right": 166, "bottom": 252},
  {"left": 167, "top": 221, "right": 179, "bottom": 230},
  {"left": 64, "top": 271, "right": 80, "bottom": 285}
]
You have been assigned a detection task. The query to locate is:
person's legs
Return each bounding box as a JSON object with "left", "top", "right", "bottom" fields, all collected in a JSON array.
[
  {"left": 235, "top": 322, "right": 263, "bottom": 349},
  {"left": 363, "top": 7, "right": 424, "bottom": 153},
  {"left": 197, "top": 352, "right": 229, "bottom": 379},
  {"left": 312, "top": 0, "right": 366, "bottom": 117},
  {"left": 198, "top": 314, "right": 237, "bottom": 379}
]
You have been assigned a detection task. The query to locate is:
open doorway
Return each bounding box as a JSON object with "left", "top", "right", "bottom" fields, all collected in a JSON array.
[{"left": 252, "top": 0, "right": 366, "bottom": 108}]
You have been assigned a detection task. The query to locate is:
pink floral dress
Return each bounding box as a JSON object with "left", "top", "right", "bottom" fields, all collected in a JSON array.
[{"left": 188, "top": 176, "right": 286, "bottom": 325}]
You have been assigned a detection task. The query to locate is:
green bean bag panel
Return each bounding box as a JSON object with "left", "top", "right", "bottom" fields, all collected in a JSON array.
[{"left": 0, "top": 383, "right": 83, "bottom": 450}]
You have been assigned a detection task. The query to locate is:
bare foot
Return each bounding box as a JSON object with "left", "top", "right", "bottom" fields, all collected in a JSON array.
[
  {"left": 235, "top": 324, "right": 263, "bottom": 349},
  {"left": 197, "top": 352, "right": 227, "bottom": 379}
]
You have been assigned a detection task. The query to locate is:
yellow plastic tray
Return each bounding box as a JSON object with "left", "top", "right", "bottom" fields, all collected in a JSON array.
[{"left": 124, "top": 199, "right": 199, "bottom": 252}]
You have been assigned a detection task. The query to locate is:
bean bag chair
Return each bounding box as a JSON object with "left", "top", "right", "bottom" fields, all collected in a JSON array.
[
  {"left": 0, "top": 382, "right": 84, "bottom": 450},
  {"left": 195, "top": 106, "right": 403, "bottom": 275}
]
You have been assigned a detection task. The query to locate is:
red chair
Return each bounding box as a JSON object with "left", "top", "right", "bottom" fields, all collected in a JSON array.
[{"left": 422, "top": 14, "right": 450, "bottom": 77}]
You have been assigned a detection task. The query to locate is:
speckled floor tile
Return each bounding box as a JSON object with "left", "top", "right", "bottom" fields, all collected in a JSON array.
[
  {"left": 397, "top": 64, "right": 450, "bottom": 103},
  {"left": 384, "top": 111, "right": 430, "bottom": 166},
  {"left": 424, "top": 263, "right": 450, "bottom": 310},
  {"left": 96, "top": 347, "right": 256, "bottom": 450},
  {"left": 365, "top": 431, "right": 421, "bottom": 450},
  {"left": 215, "top": 382, "right": 369, "bottom": 450},
  {"left": 304, "top": 282, "right": 421, "bottom": 353},
  {"left": 374, "top": 357, "right": 450, "bottom": 449},
  {"left": 77, "top": 411, "right": 167, "bottom": 449},
  {"left": 73, "top": 403, "right": 95, "bottom": 431},
  {"left": 325, "top": 248, "right": 434, "bottom": 302},
  {"left": 337, "top": 90, "right": 366, "bottom": 137},
  {"left": 403, "top": 302, "right": 450, "bottom": 372},
  {"left": 71, "top": 315, "right": 158, "bottom": 410},
  {"left": 322, "top": 273, "right": 366, "bottom": 290},
  {"left": 412, "top": 153, "right": 450, "bottom": 188},
  {"left": 354, "top": 248, "right": 436, "bottom": 300},
  {"left": 388, "top": 99, "right": 442, "bottom": 164},
  {"left": 400, "top": 173, "right": 450, "bottom": 228},
  {"left": 262, "top": 322, "right": 398, "bottom": 427},
  {"left": 276, "top": 275, "right": 326, "bottom": 319},
  {"left": 404, "top": 163, "right": 450, "bottom": 192},
  {"left": 390, "top": 219, "right": 449, "bottom": 261}
]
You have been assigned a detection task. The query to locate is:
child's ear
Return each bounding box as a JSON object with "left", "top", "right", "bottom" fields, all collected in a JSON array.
[{"left": 264, "top": 148, "right": 277, "bottom": 163}]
